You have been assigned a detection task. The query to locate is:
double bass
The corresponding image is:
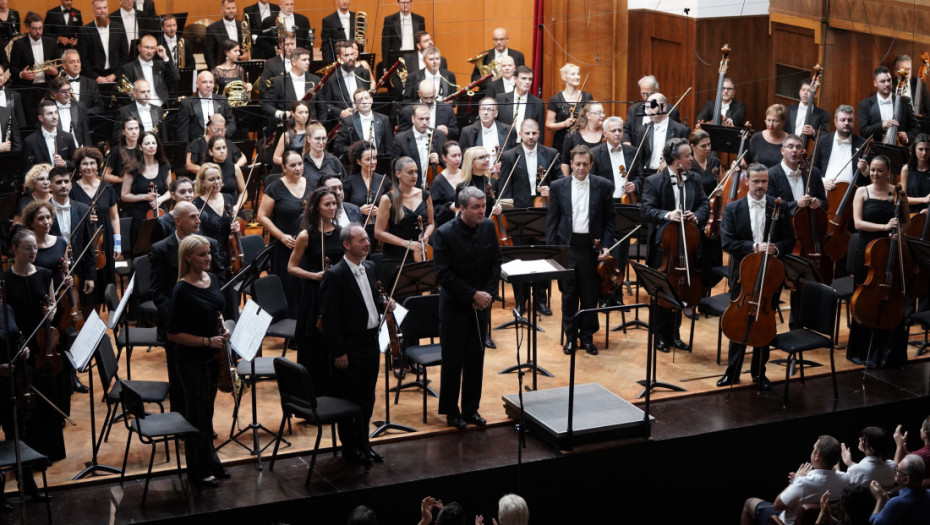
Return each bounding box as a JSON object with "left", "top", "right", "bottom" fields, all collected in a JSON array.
[
  {"left": 705, "top": 122, "right": 752, "bottom": 240},
  {"left": 886, "top": 68, "right": 908, "bottom": 146},
  {"left": 721, "top": 198, "right": 786, "bottom": 347},
  {"left": 658, "top": 168, "right": 703, "bottom": 306},
  {"left": 792, "top": 141, "right": 833, "bottom": 283},
  {"left": 914, "top": 52, "right": 929, "bottom": 116},
  {"left": 711, "top": 44, "right": 732, "bottom": 126},
  {"left": 800, "top": 65, "right": 823, "bottom": 151},
  {"left": 823, "top": 138, "right": 874, "bottom": 260}
]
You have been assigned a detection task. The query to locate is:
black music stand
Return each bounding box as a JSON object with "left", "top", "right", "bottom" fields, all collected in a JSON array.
[
  {"left": 630, "top": 262, "right": 686, "bottom": 399},
  {"left": 872, "top": 143, "right": 909, "bottom": 174},
  {"left": 610, "top": 204, "right": 649, "bottom": 333},
  {"left": 700, "top": 123, "right": 744, "bottom": 154},
  {"left": 500, "top": 255, "right": 572, "bottom": 390},
  {"left": 131, "top": 217, "right": 160, "bottom": 257},
  {"left": 906, "top": 238, "right": 930, "bottom": 356},
  {"left": 769, "top": 255, "right": 824, "bottom": 373},
  {"left": 392, "top": 260, "right": 438, "bottom": 299},
  {"left": 496, "top": 208, "right": 549, "bottom": 331},
  {"left": 73, "top": 324, "right": 123, "bottom": 479},
  {"left": 919, "top": 116, "right": 930, "bottom": 135}
]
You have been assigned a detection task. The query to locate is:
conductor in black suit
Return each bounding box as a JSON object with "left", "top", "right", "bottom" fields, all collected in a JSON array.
[
  {"left": 23, "top": 100, "right": 76, "bottom": 173},
  {"left": 320, "top": 223, "right": 391, "bottom": 466},
  {"left": 77, "top": 1, "right": 127, "bottom": 83},
  {"left": 470, "top": 27, "right": 525, "bottom": 83},
  {"left": 242, "top": 0, "right": 280, "bottom": 60},
  {"left": 320, "top": 0, "right": 357, "bottom": 63},
  {"left": 381, "top": 0, "right": 425, "bottom": 67},
  {"left": 784, "top": 78, "right": 830, "bottom": 141},
  {"left": 44, "top": 0, "right": 82, "bottom": 48},
  {"left": 432, "top": 186, "right": 502, "bottom": 429},
  {"left": 694, "top": 77, "right": 746, "bottom": 127},
  {"left": 857, "top": 65, "right": 919, "bottom": 145},
  {"left": 119, "top": 34, "right": 179, "bottom": 108},
  {"left": 640, "top": 138, "right": 709, "bottom": 353},
  {"left": 716, "top": 164, "right": 795, "bottom": 389},
  {"left": 495, "top": 66, "right": 545, "bottom": 143},
  {"left": 547, "top": 145, "right": 616, "bottom": 355}
]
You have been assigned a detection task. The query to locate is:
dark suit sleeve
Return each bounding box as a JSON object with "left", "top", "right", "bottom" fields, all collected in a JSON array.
[
  {"left": 597, "top": 178, "right": 616, "bottom": 243},
  {"left": 773, "top": 212, "right": 796, "bottom": 256},
  {"left": 262, "top": 77, "right": 282, "bottom": 119},
  {"left": 640, "top": 175, "right": 670, "bottom": 224},
  {"left": 149, "top": 244, "right": 171, "bottom": 312},
  {"left": 320, "top": 269, "right": 347, "bottom": 359},
  {"left": 720, "top": 202, "right": 753, "bottom": 260},
  {"left": 545, "top": 182, "right": 562, "bottom": 245},
  {"left": 380, "top": 114, "right": 394, "bottom": 153},
  {"left": 857, "top": 98, "right": 883, "bottom": 141},
  {"left": 695, "top": 101, "right": 714, "bottom": 123}
]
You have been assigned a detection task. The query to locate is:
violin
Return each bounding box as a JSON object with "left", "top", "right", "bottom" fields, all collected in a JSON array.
[
  {"left": 851, "top": 187, "right": 907, "bottom": 330},
  {"left": 658, "top": 168, "right": 703, "bottom": 306},
  {"left": 425, "top": 129, "right": 437, "bottom": 190},
  {"left": 145, "top": 182, "right": 163, "bottom": 219},
  {"left": 792, "top": 148, "right": 833, "bottom": 283},
  {"left": 34, "top": 295, "right": 63, "bottom": 376},
  {"left": 375, "top": 281, "right": 400, "bottom": 358},
  {"left": 721, "top": 198, "right": 786, "bottom": 347},
  {"left": 214, "top": 313, "right": 238, "bottom": 394},
  {"left": 57, "top": 245, "right": 85, "bottom": 333},
  {"left": 706, "top": 122, "right": 752, "bottom": 240},
  {"left": 824, "top": 138, "right": 874, "bottom": 261},
  {"left": 486, "top": 181, "right": 513, "bottom": 247},
  {"left": 594, "top": 239, "right": 621, "bottom": 296},
  {"left": 225, "top": 204, "right": 245, "bottom": 274},
  {"left": 415, "top": 215, "right": 432, "bottom": 262},
  {"left": 533, "top": 166, "right": 549, "bottom": 208},
  {"left": 91, "top": 206, "right": 106, "bottom": 271},
  {"left": 617, "top": 165, "right": 637, "bottom": 205}
]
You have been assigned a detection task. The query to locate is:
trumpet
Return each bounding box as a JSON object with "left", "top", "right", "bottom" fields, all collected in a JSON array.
[
  {"left": 355, "top": 11, "right": 367, "bottom": 50},
  {"left": 241, "top": 13, "right": 252, "bottom": 54},
  {"left": 26, "top": 58, "right": 63, "bottom": 73}
]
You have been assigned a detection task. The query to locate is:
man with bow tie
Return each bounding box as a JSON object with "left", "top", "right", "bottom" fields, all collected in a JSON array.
[
  {"left": 695, "top": 77, "right": 746, "bottom": 127},
  {"left": 858, "top": 65, "right": 919, "bottom": 145},
  {"left": 638, "top": 93, "right": 690, "bottom": 175},
  {"left": 158, "top": 15, "right": 194, "bottom": 71},
  {"left": 119, "top": 34, "right": 179, "bottom": 109},
  {"left": 177, "top": 71, "right": 237, "bottom": 143},
  {"left": 640, "top": 137, "right": 709, "bottom": 353},
  {"left": 114, "top": 79, "right": 166, "bottom": 142},
  {"left": 60, "top": 49, "right": 103, "bottom": 115},
  {"left": 48, "top": 76, "right": 91, "bottom": 148},
  {"left": 23, "top": 100, "right": 76, "bottom": 173},
  {"left": 717, "top": 164, "right": 795, "bottom": 389},
  {"left": 44, "top": 0, "right": 82, "bottom": 49}
]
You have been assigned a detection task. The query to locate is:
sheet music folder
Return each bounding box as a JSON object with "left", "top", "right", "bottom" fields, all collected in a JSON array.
[{"left": 501, "top": 258, "right": 573, "bottom": 284}]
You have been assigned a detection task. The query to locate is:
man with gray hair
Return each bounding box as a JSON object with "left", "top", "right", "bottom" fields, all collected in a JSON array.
[
  {"left": 404, "top": 45, "right": 457, "bottom": 103},
  {"left": 868, "top": 454, "right": 930, "bottom": 524},
  {"left": 458, "top": 97, "right": 515, "bottom": 153},
  {"left": 624, "top": 75, "right": 680, "bottom": 146},
  {"left": 396, "top": 79, "right": 458, "bottom": 138}
]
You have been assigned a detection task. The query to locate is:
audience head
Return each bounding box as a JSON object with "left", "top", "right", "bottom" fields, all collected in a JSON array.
[
  {"left": 858, "top": 426, "right": 892, "bottom": 459},
  {"left": 436, "top": 502, "right": 465, "bottom": 525},
  {"left": 813, "top": 435, "right": 841, "bottom": 468},
  {"left": 497, "top": 494, "right": 529, "bottom": 525},
  {"left": 346, "top": 505, "right": 378, "bottom": 525},
  {"left": 897, "top": 454, "right": 926, "bottom": 488}
]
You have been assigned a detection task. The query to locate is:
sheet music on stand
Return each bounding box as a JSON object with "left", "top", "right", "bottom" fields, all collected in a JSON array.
[
  {"left": 378, "top": 304, "right": 408, "bottom": 354},
  {"left": 230, "top": 299, "right": 273, "bottom": 362},
  {"left": 108, "top": 274, "right": 135, "bottom": 329},
  {"left": 67, "top": 310, "right": 108, "bottom": 372},
  {"left": 501, "top": 258, "right": 565, "bottom": 279}
]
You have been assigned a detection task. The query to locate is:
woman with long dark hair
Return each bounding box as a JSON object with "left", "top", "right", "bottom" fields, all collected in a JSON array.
[
  {"left": 120, "top": 131, "right": 172, "bottom": 255},
  {"left": 375, "top": 157, "right": 434, "bottom": 281}
]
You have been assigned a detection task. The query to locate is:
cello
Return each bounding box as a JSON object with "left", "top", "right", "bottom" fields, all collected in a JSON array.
[
  {"left": 658, "top": 168, "right": 703, "bottom": 306},
  {"left": 823, "top": 138, "right": 874, "bottom": 260},
  {"left": 721, "top": 198, "right": 786, "bottom": 347},
  {"left": 851, "top": 186, "right": 907, "bottom": 330},
  {"left": 711, "top": 44, "right": 732, "bottom": 126},
  {"left": 705, "top": 123, "right": 752, "bottom": 240},
  {"left": 792, "top": 136, "right": 833, "bottom": 283}
]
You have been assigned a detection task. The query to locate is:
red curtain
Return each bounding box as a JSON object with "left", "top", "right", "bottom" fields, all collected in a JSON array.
[{"left": 531, "top": 0, "right": 544, "bottom": 96}]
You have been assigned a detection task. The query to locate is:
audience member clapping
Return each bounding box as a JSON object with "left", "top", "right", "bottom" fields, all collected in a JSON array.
[
  {"left": 841, "top": 427, "right": 897, "bottom": 489},
  {"left": 893, "top": 417, "right": 930, "bottom": 481}
]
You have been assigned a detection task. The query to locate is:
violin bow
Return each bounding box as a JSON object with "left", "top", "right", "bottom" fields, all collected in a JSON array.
[
  {"left": 606, "top": 224, "right": 642, "bottom": 252},
  {"left": 568, "top": 73, "right": 590, "bottom": 118},
  {"left": 495, "top": 111, "right": 519, "bottom": 166},
  {"left": 674, "top": 167, "right": 692, "bottom": 286},
  {"left": 375, "top": 246, "right": 409, "bottom": 333},
  {"left": 540, "top": 152, "right": 561, "bottom": 186},
  {"left": 363, "top": 172, "right": 389, "bottom": 228},
  {"left": 827, "top": 137, "right": 874, "bottom": 187},
  {"left": 233, "top": 149, "right": 261, "bottom": 218},
  {"left": 709, "top": 149, "right": 750, "bottom": 197},
  {"left": 803, "top": 127, "right": 824, "bottom": 195},
  {"left": 493, "top": 158, "right": 522, "bottom": 211}
]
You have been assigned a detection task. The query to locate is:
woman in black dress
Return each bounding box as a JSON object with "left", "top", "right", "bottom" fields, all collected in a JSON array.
[
  {"left": 0, "top": 1, "right": 19, "bottom": 49},
  {"left": 303, "top": 123, "right": 346, "bottom": 191},
  {"left": 690, "top": 129, "right": 724, "bottom": 289},
  {"left": 121, "top": 131, "right": 172, "bottom": 256},
  {"left": 166, "top": 234, "right": 230, "bottom": 489},
  {"left": 257, "top": 149, "right": 312, "bottom": 318},
  {"left": 287, "top": 188, "right": 343, "bottom": 395},
  {"left": 748, "top": 104, "right": 788, "bottom": 168},
  {"left": 343, "top": 141, "right": 391, "bottom": 228},
  {"left": 430, "top": 141, "right": 463, "bottom": 228},
  {"left": 273, "top": 101, "right": 311, "bottom": 168},
  {"left": 560, "top": 102, "right": 605, "bottom": 176},
  {"left": 204, "top": 136, "right": 245, "bottom": 203},
  {"left": 546, "top": 63, "right": 593, "bottom": 155},
  {"left": 902, "top": 134, "right": 930, "bottom": 214},
  {"left": 0, "top": 229, "right": 57, "bottom": 501},
  {"left": 192, "top": 163, "right": 236, "bottom": 282},
  {"left": 103, "top": 115, "right": 143, "bottom": 187},
  {"left": 211, "top": 39, "right": 253, "bottom": 94},
  {"left": 375, "top": 157, "right": 434, "bottom": 282},
  {"left": 14, "top": 164, "right": 52, "bottom": 225},
  {"left": 847, "top": 155, "right": 909, "bottom": 368}
]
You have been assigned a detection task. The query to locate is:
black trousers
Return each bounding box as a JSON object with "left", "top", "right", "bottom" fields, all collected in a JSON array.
[
  {"left": 332, "top": 333, "right": 380, "bottom": 454},
  {"left": 439, "top": 308, "right": 487, "bottom": 416},
  {"left": 560, "top": 238, "right": 599, "bottom": 341},
  {"left": 175, "top": 348, "right": 221, "bottom": 481}
]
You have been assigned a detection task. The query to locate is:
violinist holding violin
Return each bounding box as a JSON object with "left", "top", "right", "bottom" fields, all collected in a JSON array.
[
  {"left": 640, "top": 138, "right": 709, "bottom": 353},
  {"left": 49, "top": 167, "right": 97, "bottom": 313},
  {"left": 717, "top": 164, "right": 795, "bottom": 389}
]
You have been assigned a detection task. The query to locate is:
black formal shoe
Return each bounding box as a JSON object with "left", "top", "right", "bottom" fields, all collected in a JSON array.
[
  {"left": 562, "top": 342, "right": 574, "bottom": 355},
  {"left": 716, "top": 375, "right": 738, "bottom": 387},
  {"left": 213, "top": 467, "right": 231, "bottom": 479},
  {"left": 672, "top": 338, "right": 691, "bottom": 352},
  {"left": 199, "top": 477, "right": 220, "bottom": 488},
  {"left": 537, "top": 303, "right": 552, "bottom": 316},
  {"left": 446, "top": 414, "right": 467, "bottom": 430},
  {"left": 366, "top": 448, "right": 384, "bottom": 463},
  {"left": 464, "top": 412, "right": 486, "bottom": 427},
  {"left": 655, "top": 339, "right": 671, "bottom": 353},
  {"left": 584, "top": 342, "right": 598, "bottom": 356},
  {"left": 755, "top": 375, "right": 772, "bottom": 391},
  {"left": 484, "top": 334, "right": 496, "bottom": 349},
  {"left": 343, "top": 449, "right": 373, "bottom": 467},
  {"left": 72, "top": 374, "right": 89, "bottom": 394}
]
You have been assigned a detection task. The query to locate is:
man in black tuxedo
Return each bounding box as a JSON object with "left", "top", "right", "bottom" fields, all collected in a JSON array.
[
  {"left": 694, "top": 77, "right": 746, "bottom": 127},
  {"left": 402, "top": 46, "right": 456, "bottom": 103},
  {"left": 257, "top": 32, "right": 295, "bottom": 97},
  {"left": 320, "top": 173, "right": 363, "bottom": 226},
  {"left": 393, "top": 104, "right": 446, "bottom": 187},
  {"left": 470, "top": 27, "right": 525, "bottom": 84},
  {"left": 114, "top": 79, "right": 167, "bottom": 142},
  {"left": 158, "top": 14, "right": 194, "bottom": 71},
  {"left": 0, "top": 64, "right": 23, "bottom": 153},
  {"left": 320, "top": 40, "right": 372, "bottom": 123},
  {"left": 640, "top": 138, "right": 709, "bottom": 353},
  {"left": 639, "top": 93, "right": 691, "bottom": 174},
  {"left": 48, "top": 76, "right": 91, "bottom": 148},
  {"left": 895, "top": 54, "right": 930, "bottom": 117},
  {"left": 393, "top": 31, "right": 447, "bottom": 97},
  {"left": 119, "top": 34, "right": 178, "bottom": 108},
  {"left": 111, "top": 0, "right": 158, "bottom": 57},
  {"left": 784, "top": 78, "right": 830, "bottom": 142},
  {"left": 484, "top": 56, "right": 516, "bottom": 101},
  {"left": 320, "top": 0, "right": 357, "bottom": 63},
  {"left": 23, "top": 100, "right": 76, "bottom": 173},
  {"left": 332, "top": 87, "right": 392, "bottom": 161},
  {"left": 44, "top": 0, "right": 82, "bottom": 49},
  {"left": 243, "top": 0, "right": 280, "bottom": 60},
  {"left": 9, "top": 12, "right": 60, "bottom": 115},
  {"left": 396, "top": 79, "right": 458, "bottom": 139},
  {"left": 177, "top": 71, "right": 237, "bottom": 143},
  {"left": 495, "top": 66, "right": 544, "bottom": 144},
  {"left": 546, "top": 145, "right": 616, "bottom": 355},
  {"left": 381, "top": 0, "right": 425, "bottom": 68},
  {"left": 60, "top": 49, "right": 103, "bottom": 116},
  {"left": 858, "top": 65, "right": 919, "bottom": 145},
  {"left": 263, "top": 47, "right": 323, "bottom": 124},
  {"left": 320, "top": 223, "right": 390, "bottom": 466},
  {"left": 459, "top": 97, "right": 517, "bottom": 153},
  {"left": 277, "top": 0, "right": 312, "bottom": 50},
  {"left": 48, "top": 167, "right": 96, "bottom": 298},
  {"left": 717, "top": 164, "right": 795, "bottom": 389},
  {"left": 432, "top": 186, "right": 502, "bottom": 429},
  {"left": 77, "top": 0, "right": 127, "bottom": 83},
  {"left": 204, "top": 0, "right": 247, "bottom": 71},
  {"left": 623, "top": 75, "right": 681, "bottom": 146},
  {"left": 815, "top": 105, "right": 870, "bottom": 191}
]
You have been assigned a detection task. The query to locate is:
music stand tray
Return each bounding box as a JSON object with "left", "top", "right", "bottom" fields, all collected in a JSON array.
[
  {"left": 495, "top": 243, "right": 568, "bottom": 331},
  {"left": 872, "top": 143, "right": 909, "bottom": 174},
  {"left": 503, "top": 208, "right": 548, "bottom": 240},
  {"left": 392, "top": 260, "right": 439, "bottom": 299},
  {"left": 611, "top": 205, "right": 649, "bottom": 333},
  {"left": 629, "top": 262, "right": 686, "bottom": 401},
  {"left": 700, "top": 123, "right": 744, "bottom": 154}
]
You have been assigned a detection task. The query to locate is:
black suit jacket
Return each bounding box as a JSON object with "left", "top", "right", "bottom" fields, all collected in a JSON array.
[
  {"left": 286, "top": 13, "right": 313, "bottom": 51},
  {"left": 623, "top": 102, "right": 680, "bottom": 145},
  {"left": 766, "top": 163, "right": 827, "bottom": 216},
  {"left": 695, "top": 99, "right": 746, "bottom": 126},
  {"left": 242, "top": 2, "right": 281, "bottom": 60},
  {"left": 119, "top": 58, "right": 179, "bottom": 107},
  {"left": 67, "top": 76, "right": 104, "bottom": 114},
  {"left": 494, "top": 91, "right": 545, "bottom": 130},
  {"left": 0, "top": 104, "right": 22, "bottom": 153},
  {"left": 783, "top": 103, "right": 830, "bottom": 137},
  {"left": 150, "top": 234, "right": 223, "bottom": 339},
  {"left": 320, "top": 258, "right": 385, "bottom": 360},
  {"left": 857, "top": 94, "right": 920, "bottom": 143},
  {"left": 257, "top": 54, "right": 287, "bottom": 97},
  {"left": 0, "top": 90, "right": 26, "bottom": 135},
  {"left": 49, "top": 200, "right": 96, "bottom": 284},
  {"left": 500, "top": 144, "right": 559, "bottom": 208},
  {"left": 157, "top": 34, "right": 194, "bottom": 70},
  {"left": 320, "top": 66, "right": 372, "bottom": 122},
  {"left": 396, "top": 102, "right": 459, "bottom": 139},
  {"left": 77, "top": 20, "right": 128, "bottom": 79},
  {"left": 638, "top": 119, "right": 691, "bottom": 169},
  {"left": 485, "top": 77, "right": 514, "bottom": 101},
  {"left": 332, "top": 111, "right": 392, "bottom": 160},
  {"left": 381, "top": 11, "right": 425, "bottom": 64},
  {"left": 392, "top": 128, "right": 447, "bottom": 185},
  {"left": 470, "top": 48, "right": 525, "bottom": 82},
  {"left": 908, "top": 77, "right": 930, "bottom": 116},
  {"left": 44, "top": 7, "right": 83, "bottom": 43},
  {"left": 320, "top": 10, "right": 356, "bottom": 63},
  {"left": 812, "top": 132, "right": 869, "bottom": 186},
  {"left": 176, "top": 94, "right": 237, "bottom": 143},
  {"left": 640, "top": 169, "right": 710, "bottom": 266},
  {"left": 115, "top": 103, "right": 166, "bottom": 143},
  {"left": 109, "top": 8, "right": 158, "bottom": 57},
  {"left": 343, "top": 202, "right": 363, "bottom": 224},
  {"left": 458, "top": 120, "right": 516, "bottom": 153},
  {"left": 9, "top": 36, "right": 59, "bottom": 88},
  {"left": 23, "top": 128, "right": 76, "bottom": 172},
  {"left": 720, "top": 195, "right": 796, "bottom": 285},
  {"left": 204, "top": 19, "right": 244, "bottom": 71},
  {"left": 546, "top": 173, "right": 615, "bottom": 247},
  {"left": 403, "top": 68, "right": 457, "bottom": 102},
  {"left": 432, "top": 216, "right": 502, "bottom": 316},
  {"left": 55, "top": 102, "right": 92, "bottom": 147},
  {"left": 590, "top": 142, "right": 643, "bottom": 196},
  {"left": 262, "top": 72, "right": 324, "bottom": 123}
]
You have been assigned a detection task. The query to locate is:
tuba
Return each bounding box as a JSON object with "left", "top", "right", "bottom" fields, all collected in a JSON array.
[
  {"left": 241, "top": 13, "right": 252, "bottom": 54},
  {"left": 354, "top": 11, "right": 367, "bottom": 51}
]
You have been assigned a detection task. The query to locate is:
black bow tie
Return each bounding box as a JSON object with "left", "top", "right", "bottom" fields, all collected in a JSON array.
[{"left": 66, "top": 76, "right": 79, "bottom": 82}]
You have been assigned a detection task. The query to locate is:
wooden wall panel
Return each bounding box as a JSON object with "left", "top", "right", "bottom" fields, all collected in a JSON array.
[{"left": 770, "top": 23, "right": 818, "bottom": 110}]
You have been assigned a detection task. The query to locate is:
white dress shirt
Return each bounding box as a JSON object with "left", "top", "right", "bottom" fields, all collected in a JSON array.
[
  {"left": 57, "top": 103, "right": 76, "bottom": 146},
  {"left": 96, "top": 23, "right": 111, "bottom": 70},
  {"left": 199, "top": 95, "right": 215, "bottom": 124},
  {"left": 335, "top": 207, "right": 350, "bottom": 227},
  {"left": 290, "top": 72, "right": 306, "bottom": 100},
  {"left": 344, "top": 257, "right": 379, "bottom": 329},
  {"left": 139, "top": 59, "right": 161, "bottom": 106},
  {"left": 341, "top": 68, "right": 358, "bottom": 98},
  {"left": 338, "top": 11, "right": 351, "bottom": 40},
  {"left": 359, "top": 112, "right": 374, "bottom": 146},
  {"left": 29, "top": 37, "right": 45, "bottom": 83},
  {"left": 748, "top": 195, "right": 766, "bottom": 246},
  {"left": 669, "top": 171, "right": 689, "bottom": 213},
  {"left": 414, "top": 129, "right": 430, "bottom": 180},
  {"left": 164, "top": 35, "right": 178, "bottom": 65},
  {"left": 825, "top": 134, "right": 854, "bottom": 183},
  {"left": 481, "top": 122, "right": 499, "bottom": 152},
  {"left": 120, "top": 8, "right": 138, "bottom": 45},
  {"left": 281, "top": 13, "right": 295, "bottom": 31},
  {"left": 523, "top": 144, "right": 538, "bottom": 196},
  {"left": 52, "top": 199, "right": 72, "bottom": 238},
  {"left": 136, "top": 102, "right": 154, "bottom": 131},
  {"left": 720, "top": 101, "right": 731, "bottom": 119},
  {"left": 571, "top": 175, "right": 590, "bottom": 234},
  {"left": 781, "top": 161, "right": 805, "bottom": 201},
  {"left": 258, "top": 2, "right": 271, "bottom": 20},
  {"left": 794, "top": 103, "right": 809, "bottom": 136},
  {"left": 878, "top": 93, "right": 894, "bottom": 143},
  {"left": 649, "top": 120, "right": 669, "bottom": 170},
  {"left": 608, "top": 144, "right": 628, "bottom": 198},
  {"left": 513, "top": 92, "right": 527, "bottom": 141},
  {"left": 43, "top": 128, "right": 57, "bottom": 162},
  {"left": 223, "top": 18, "right": 238, "bottom": 42},
  {"left": 400, "top": 13, "right": 414, "bottom": 51},
  {"left": 501, "top": 77, "right": 515, "bottom": 94},
  {"left": 61, "top": 6, "right": 71, "bottom": 24}
]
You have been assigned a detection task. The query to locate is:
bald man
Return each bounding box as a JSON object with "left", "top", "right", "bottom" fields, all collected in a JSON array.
[
  {"left": 177, "top": 71, "right": 237, "bottom": 143},
  {"left": 637, "top": 92, "right": 690, "bottom": 174},
  {"left": 396, "top": 79, "right": 459, "bottom": 139},
  {"left": 471, "top": 27, "right": 525, "bottom": 84},
  {"left": 115, "top": 79, "right": 168, "bottom": 142},
  {"left": 485, "top": 55, "right": 517, "bottom": 100}
]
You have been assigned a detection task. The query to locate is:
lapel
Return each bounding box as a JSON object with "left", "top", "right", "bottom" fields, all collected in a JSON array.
[
  {"left": 737, "top": 198, "right": 754, "bottom": 241},
  {"left": 352, "top": 113, "right": 363, "bottom": 141},
  {"left": 871, "top": 96, "right": 883, "bottom": 123},
  {"left": 560, "top": 178, "right": 573, "bottom": 225},
  {"left": 496, "top": 122, "right": 508, "bottom": 146},
  {"left": 587, "top": 177, "right": 598, "bottom": 222},
  {"left": 406, "top": 131, "right": 417, "bottom": 160},
  {"left": 131, "top": 60, "right": 144, "bottom": 82},
  {"left": 193, "top": 96, "right": 205, "bottom": 124},
  {"left": 341, "top": 260, "right": 364, "bottom": 304},
  {"left": 285, "top": 77, "right": 297, "bottom": 101}
]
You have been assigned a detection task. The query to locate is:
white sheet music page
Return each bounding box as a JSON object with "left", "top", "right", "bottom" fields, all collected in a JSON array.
[
  {"left": 230, "top": 299, "right": 273, "bottom": 361},
  {"left": 501, "top": 259, "right": 560, "bottom": 278}
]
